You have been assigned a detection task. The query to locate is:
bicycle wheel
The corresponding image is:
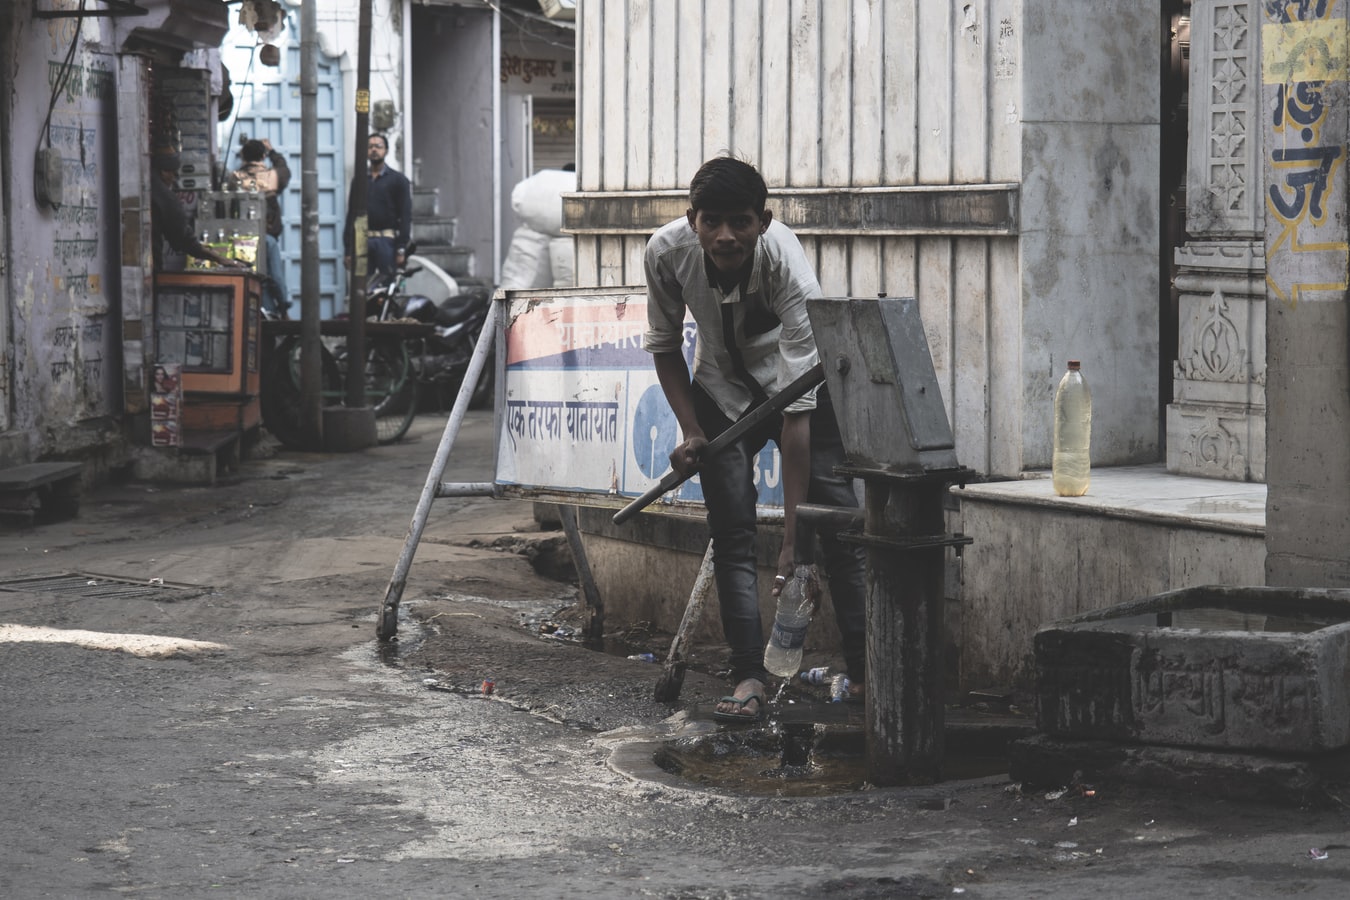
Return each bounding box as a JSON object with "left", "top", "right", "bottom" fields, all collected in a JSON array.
[
  {"left": 261, "top": 337, "right": 342, "bottom": 449},
  {"left": 362, "top": 338, "right": 420, "bottom": 444}
]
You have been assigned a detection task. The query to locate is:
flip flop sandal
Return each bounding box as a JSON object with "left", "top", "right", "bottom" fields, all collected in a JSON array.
[{"left": 712, "top": 691, "right": 766, "bottom": 724}]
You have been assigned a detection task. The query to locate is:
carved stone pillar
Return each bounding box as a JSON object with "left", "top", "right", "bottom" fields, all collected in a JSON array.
[{"left": 1166, "top": 0, "right": 1266, "bottom": 481}]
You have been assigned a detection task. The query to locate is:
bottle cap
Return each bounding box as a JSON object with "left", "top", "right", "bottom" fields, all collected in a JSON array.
[{"left": 1067, "top": 360, "right": 1081, "bottom": 370}]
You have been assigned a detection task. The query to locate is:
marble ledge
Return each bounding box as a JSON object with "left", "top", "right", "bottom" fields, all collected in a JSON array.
[{"left": 955, "top": 464, "right": 1265, "bottom": 536}]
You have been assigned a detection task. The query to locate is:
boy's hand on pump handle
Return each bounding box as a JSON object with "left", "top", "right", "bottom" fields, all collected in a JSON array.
[{"left": 668, "top": 435, "right": 708, "bottom": 478}]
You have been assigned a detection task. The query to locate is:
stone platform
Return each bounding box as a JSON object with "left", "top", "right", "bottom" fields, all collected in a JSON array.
[
  {"left": 572, "top": 464, "right": 1271, "bottom": 697},
  {"left": 955, "top": 465, "right": 1267, "bottom": 693},
  {"left": 1017, "top": 585, "right": 1350, "bottom": 808},
  {"left": 0, "top": 461, "right": 83, "bottom": 524},
  {"left": 1034, "top": 586, "right": 1350, "bottom": 754}
]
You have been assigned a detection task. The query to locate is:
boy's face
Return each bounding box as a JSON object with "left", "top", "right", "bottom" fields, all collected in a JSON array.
[{"left": 687, "top": 206, "right": 772, "bottom": 274}]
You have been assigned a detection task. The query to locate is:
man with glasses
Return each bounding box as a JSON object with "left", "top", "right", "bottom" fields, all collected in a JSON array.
[{"left": 343, "top": 133, "right": 412, "bottom": 280}]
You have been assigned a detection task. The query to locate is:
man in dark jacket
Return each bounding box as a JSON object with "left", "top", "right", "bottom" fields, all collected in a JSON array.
[{"left": 343, "top": 132, "right": 412, "bottom": 280}]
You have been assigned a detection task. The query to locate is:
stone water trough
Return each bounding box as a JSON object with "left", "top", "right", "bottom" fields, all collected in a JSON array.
[{"left": 1032, "top": 585, "right": 1350, "bottom": 755}]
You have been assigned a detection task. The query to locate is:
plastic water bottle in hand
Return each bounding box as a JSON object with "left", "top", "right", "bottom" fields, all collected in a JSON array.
[{"left": 764, "top": 565, "right": 817, "bottom": 678}]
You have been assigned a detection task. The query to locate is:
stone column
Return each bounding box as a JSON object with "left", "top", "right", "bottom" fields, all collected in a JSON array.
[
  {"left": 1168, "top": 1, "right": 1268, "bottom": 481},
  {"left": 1261, "top": 2, "right": 1350, "bottom": 586}
]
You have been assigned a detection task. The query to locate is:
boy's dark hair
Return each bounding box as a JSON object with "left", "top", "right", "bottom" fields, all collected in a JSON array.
[
  {"left": 688, "top": 156, "right": 768, "bottom": 213},
  {"left": 241, "top": 139, "right": 267, "bottom": 163}
]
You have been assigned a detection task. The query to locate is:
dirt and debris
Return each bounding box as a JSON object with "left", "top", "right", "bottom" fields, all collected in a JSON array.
[{"left": 6, "top": 413, "right": 1350, "bottom": 898}]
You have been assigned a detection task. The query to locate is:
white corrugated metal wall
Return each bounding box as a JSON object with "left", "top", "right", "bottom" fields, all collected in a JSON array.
[{"left": 571, "top": 0, "right": 1026, "bottom": 477}]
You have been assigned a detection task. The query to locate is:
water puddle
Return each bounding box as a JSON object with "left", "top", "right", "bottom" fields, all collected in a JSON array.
[
  {"left": 651, "top": 710, "right": 1024, "bottom": 797},
  {"left": 656, "top": 724, "right": 868, "bottom": 797},
  {"left": 371, "top": 606, "right": 427, "bottom": 665}
]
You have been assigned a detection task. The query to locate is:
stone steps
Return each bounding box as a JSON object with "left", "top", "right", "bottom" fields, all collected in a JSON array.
[
  {"left": 413, "top": 217, "right": 458, "bottom": 247},
  {"left": 412, "top": 186, "right": 439, "bottom": 218},
  {"left": 413, "top": 243, "right": 476, "bottom": 280}
]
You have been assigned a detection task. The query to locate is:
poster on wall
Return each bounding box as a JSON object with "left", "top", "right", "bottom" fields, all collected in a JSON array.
[
  {"left": 150, "top": 363, "right": 182, "bottom": 447},
  {"left": 495, "top": 288, "right": 785, "bottom": 511}
]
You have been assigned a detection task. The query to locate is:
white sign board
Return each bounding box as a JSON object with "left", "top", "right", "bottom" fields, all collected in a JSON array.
[{"left": 495, "top": 287, "right": 785, "bottom": 511}]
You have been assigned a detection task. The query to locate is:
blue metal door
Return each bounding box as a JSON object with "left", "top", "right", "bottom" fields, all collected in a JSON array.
[{"left": 220, "top": 26, "right": 346, "bottom": 318}]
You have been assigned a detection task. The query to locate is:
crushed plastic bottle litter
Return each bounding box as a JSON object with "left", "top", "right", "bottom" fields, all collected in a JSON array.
[
  {"left": 829, "top": 674, "right": 851, "bottom": 702},
  {"left": 799, "top": 666, "right": 830, "bottom": 685}
]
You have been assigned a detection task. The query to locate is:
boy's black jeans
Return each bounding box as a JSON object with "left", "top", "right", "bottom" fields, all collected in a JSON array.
[{"left": 692, "top": 383, "right": 868, "bottom": 686}]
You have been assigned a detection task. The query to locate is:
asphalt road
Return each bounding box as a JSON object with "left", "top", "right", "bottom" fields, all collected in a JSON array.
[{"left": 2, "top": 411, "right": 1348, "bottom": 899}]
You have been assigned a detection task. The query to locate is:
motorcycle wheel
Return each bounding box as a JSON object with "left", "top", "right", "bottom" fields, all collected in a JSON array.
[
  {"left": 458, "top": 322, "right": 494, "bottom": 411},
  {"left": 467, "top": 345, "right": 494, "bottom": 410},
  {"left": 261, "top": 336, "right": 343, "bottom": 449},
  {"left": 362, "top": 338, "right": 420, "bottom": 444}
]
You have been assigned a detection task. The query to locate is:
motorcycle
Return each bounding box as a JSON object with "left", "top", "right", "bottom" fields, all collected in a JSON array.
[{"left": 366, "top": 244, "right": 495, "bottom": 411}]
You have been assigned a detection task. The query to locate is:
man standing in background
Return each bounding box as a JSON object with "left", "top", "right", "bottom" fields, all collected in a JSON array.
[{"left": 343, "top": 132, "right": 412, "bottom": 280}]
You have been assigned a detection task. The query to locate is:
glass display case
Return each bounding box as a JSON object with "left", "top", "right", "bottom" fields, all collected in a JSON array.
[{"left": 154, "top": 271, "right": 261, "bottom": 432}]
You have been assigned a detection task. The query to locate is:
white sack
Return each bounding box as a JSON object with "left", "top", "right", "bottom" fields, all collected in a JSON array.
[
  {"left": 500, "top": 226, "right": 554, "bottom": 290},
  {"left": 548, "top": 235, "right": 575, "bottom": 288},
  {"left": 510, "top": 169, "right": 576, "bottom": 236}
]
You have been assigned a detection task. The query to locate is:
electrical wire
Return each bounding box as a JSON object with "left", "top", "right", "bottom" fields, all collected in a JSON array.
[
  {"left": 39, "top": 0, "right": 89, "bottom": 151},
  {"left": 219, "top": 41, "right": 262, "bottom": 186},
  {"left": 483, "top": 0, "right": 576, "bottom": 50}
]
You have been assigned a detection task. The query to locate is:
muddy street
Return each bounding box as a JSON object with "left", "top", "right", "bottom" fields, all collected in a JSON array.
[{"left": 1, "top": 412, "right": 1348, "bottom": 899}]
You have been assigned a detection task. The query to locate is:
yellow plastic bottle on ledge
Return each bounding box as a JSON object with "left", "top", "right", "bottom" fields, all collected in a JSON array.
[{"left": 1052, "top": 360, "right": 1092, "bottom": 496}]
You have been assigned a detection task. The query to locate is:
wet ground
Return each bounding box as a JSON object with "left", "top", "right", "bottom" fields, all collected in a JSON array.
[{"left": 3, "top": 411, "right": 1350, "bottom": 898}]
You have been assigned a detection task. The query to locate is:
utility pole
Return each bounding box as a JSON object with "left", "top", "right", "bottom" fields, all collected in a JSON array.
[
  {"left": 347, "top": 0, "right": 373, "bottom": 410},
  {"left": 299, "top": 0, "right": 322, "bottom": 447},
  {"left": 326, "top": 0, "right": 376, "bottom": 450},
  {"left": 1261, "top": 2, "right": 1350, "bottom": 585}
]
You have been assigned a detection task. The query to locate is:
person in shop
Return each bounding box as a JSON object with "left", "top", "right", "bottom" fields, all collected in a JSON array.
[
  {"left": 230, "top": 138, "right": 292, "bottom": 317},
  {"left": 642, "top": 156, "right": 867, "bottom": 723},
  {"left": 150, "top": 150, "right": 242, "bottom": 271},
  {"left": 342, "top": 132, "right": 412, "bottom": 281}
]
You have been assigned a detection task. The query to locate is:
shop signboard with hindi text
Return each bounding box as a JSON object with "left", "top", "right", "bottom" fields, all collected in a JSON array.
[{"left": 495, "top": 287, "right": 786, "bottom": 511}]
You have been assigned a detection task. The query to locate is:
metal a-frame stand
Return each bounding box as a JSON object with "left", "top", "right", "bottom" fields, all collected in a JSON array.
[{"left": 373, "top": 299, "right": 606, "bottom": 642}]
